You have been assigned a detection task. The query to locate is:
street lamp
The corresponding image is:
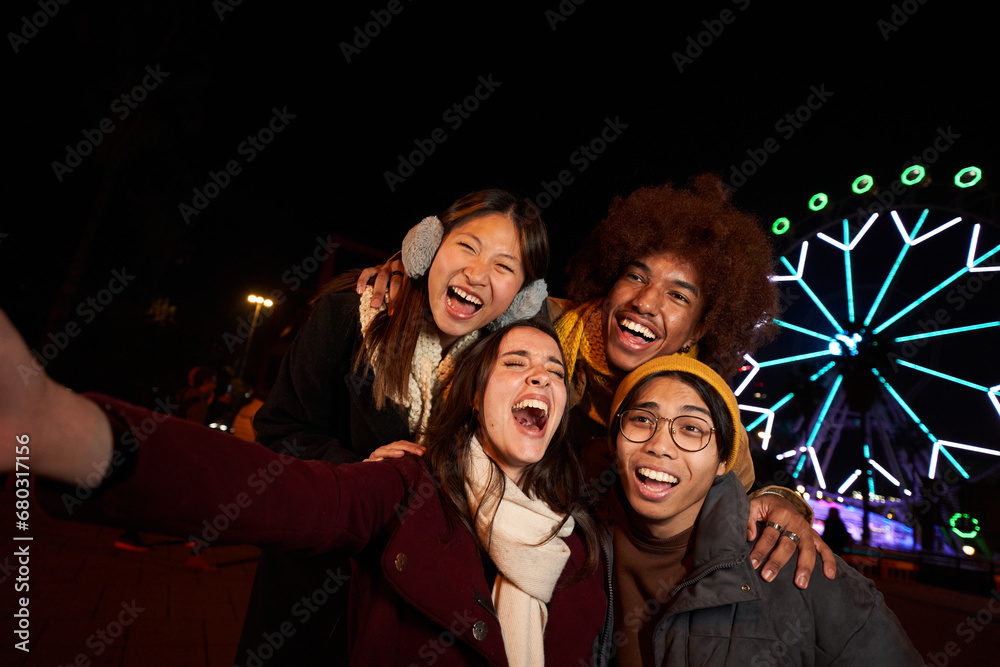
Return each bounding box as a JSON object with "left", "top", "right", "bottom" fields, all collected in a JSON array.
[{"left": 237, "top": 294, "right": 273, "bottom": 383}]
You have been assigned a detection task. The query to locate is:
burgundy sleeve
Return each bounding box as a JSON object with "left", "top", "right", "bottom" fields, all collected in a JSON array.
[{"left": 35, "top": 393, "right": 423, "bottom": 556}]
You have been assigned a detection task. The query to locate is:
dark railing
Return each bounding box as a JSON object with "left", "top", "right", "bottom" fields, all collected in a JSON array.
[{"left": 841, "top": 546, "right": 999, "bottom": 595}]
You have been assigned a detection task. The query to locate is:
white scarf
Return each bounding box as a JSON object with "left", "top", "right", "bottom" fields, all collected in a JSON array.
[
  {"left": 358, "top": 286, "right": 478, "bottom": 438},
  {"left": 464, "top": 437, "right": 574, "bottom": 667}
]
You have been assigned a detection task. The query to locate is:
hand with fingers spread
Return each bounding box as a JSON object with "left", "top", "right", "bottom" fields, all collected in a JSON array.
[
  {"left": 356, "top": 255, "right": 406, "bottom": 310},
  {"left": 363, "top": 440, "right": 425, "bottom": 462},
  {"left": 746, "top": 492, "right": 837, "bottom": 588}
]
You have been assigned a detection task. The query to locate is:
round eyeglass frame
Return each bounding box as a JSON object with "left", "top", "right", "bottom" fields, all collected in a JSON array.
[{"left": 617, "top": 408, "right": 715, "bottom": 452}]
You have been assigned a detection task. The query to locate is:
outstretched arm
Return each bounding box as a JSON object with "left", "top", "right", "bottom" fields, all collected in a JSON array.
[
  {"left": 1, "top": 309, "right": 113, "bottom": 487},
  {"left": 2, "top": 308, "right": 420, "bottom": 555},
  {"left": 34, "top": 393, "right": 420, "bottom": 555}
]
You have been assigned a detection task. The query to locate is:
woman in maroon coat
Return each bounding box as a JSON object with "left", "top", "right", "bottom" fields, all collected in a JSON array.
[{"left": 5, "top": 317, "right": 605, "bottom": 666}]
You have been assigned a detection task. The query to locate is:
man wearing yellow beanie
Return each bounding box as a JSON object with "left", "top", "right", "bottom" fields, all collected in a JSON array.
[{"left": 594, "top": 356, "right": 921, "bottom": 666}]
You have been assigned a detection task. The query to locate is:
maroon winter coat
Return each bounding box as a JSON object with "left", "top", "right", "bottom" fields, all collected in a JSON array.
[{"left": 38, "top": 394, "right": 607, "bottom": 666}]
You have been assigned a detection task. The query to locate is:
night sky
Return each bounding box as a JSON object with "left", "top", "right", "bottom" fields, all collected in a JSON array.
[{"left": 4, "top": 3, "right": 998, "bottom": 504}]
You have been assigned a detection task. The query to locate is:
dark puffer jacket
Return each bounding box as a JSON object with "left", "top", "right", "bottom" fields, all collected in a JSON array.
[{"left": 597, "top": 472, "right": 921, "bottom": 666}]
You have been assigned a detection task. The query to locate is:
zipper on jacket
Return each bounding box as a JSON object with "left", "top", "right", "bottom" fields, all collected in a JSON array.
[
  {"left": 596, "top": 529, "right": 615, "bottom": 667},
  {"left": 670, "top": 556, "right": 745, "bottom": 597}
]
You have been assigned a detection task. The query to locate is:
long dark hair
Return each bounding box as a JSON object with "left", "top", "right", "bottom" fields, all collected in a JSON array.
[
  {"left": 333, "top": 189, "right": 549, "bottom": 411},
  {"left": 423, "top": 320, "right": 599, "bottom": 576}
]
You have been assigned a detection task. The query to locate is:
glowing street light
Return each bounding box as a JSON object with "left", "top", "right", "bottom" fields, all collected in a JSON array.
[{"left": 237, "top": 294, "right": 274, "bottom": 383}]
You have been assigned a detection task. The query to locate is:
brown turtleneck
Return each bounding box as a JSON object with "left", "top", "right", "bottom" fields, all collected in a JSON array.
[{"left": 610, "top": 487, "right": 696, "bottom": 667}]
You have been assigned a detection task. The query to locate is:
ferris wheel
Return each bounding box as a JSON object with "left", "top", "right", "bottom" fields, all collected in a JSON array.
[{"left": 735, "top": 165, "right": 999, "bottom": 545}]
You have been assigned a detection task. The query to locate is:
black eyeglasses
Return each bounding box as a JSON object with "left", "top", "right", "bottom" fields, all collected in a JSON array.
[{"left": 617, "top": 408, "right": 715, "bottom": 452}]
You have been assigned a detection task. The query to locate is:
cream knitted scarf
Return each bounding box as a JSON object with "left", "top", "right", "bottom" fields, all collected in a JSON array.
[
  {"left": 464, "top": 437, "right": 573, "bottom": 667},
  {"left": 358, "top": 287, "right": 478, "bottom": 437}
]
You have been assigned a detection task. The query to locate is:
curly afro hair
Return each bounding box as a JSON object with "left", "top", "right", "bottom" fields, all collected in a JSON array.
[{"left": 566, "top": 174, "right": 780, "bottom": 378}]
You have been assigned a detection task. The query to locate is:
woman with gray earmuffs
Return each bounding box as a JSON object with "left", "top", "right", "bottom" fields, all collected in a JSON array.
[{"left": 237, "top": 188, "right": 553, "bottom": 665}]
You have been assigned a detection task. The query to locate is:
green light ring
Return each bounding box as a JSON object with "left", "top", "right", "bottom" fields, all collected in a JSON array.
[
  {"left": 901, "top": 165, "right": 925, "bottom": 186},
  {"left": 949, "top": 512, "right": 980, "bottom": 538},
  {"left": 772, "top": 217, "right": 790, "bottom": 235},
  {"left": 808, "top": 193, "right": 828, "bottom": 211},
  {"left": 955, "top": 167, "right": 982, "bottom": 188},
  {"left": 852, "top": 175, "right": 874, "bottom": 194}
]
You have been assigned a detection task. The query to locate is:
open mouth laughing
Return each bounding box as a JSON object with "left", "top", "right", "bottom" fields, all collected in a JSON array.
[
  {"left": 447, "top": 286, "right": 484, "bottom": 316},
  {"left": 617, "top": 316, "right": 659, "bottom": 345},
  {"left": 636, "top": 466, "right": 679, "bottom": 495},
  {"left": 512, "top": 398, "right": 549, "bottom": 432}
]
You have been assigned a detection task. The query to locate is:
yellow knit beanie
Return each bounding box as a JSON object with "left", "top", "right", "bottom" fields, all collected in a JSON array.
[{"left": 610, "top": 356, "right": 742, "bottom": 474}]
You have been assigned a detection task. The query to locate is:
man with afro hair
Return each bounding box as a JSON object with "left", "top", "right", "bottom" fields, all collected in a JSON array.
[
  {"left": 551, "top": 174, "right": 780, "bottom": 470},
  {"left": 547, "top": 175, "right": 832, "bottom": 585}
]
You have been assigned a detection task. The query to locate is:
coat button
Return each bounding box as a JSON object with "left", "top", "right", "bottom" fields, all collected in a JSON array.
[
  {"left": 741, "top": 584, "right": 750, "bottom": 592},
  {"left": 472, "top": 621, "right": 488, "bottom": 641},
  {"left": 394, "top": 553, "right": 407, "bottom": 572}
]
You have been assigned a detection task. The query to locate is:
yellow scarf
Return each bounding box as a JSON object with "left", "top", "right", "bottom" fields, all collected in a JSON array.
[{"left": 554, "top": 299, "right": 614, "bottom": 392}]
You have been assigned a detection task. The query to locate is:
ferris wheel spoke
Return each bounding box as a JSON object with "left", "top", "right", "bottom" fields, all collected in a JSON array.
[
  {"left": 810, "top": 361, "right": 838, "bottom": 381},
  {"left": 804, "top": 375, "right": 843, "bottom": 453},
  {"left": 734, "top": 354, "right": 761, "bottom": 397},
  {"left": 929, "top": 442, "right": 978, "bottom": 480},
  {"left": 757, "top": 349, "right": 834, "bottom": 368},
  {"left": 893, "top": 359, "right": 990, "bottom": 392},
  {"left": 817, "top": 215, "right": 878, "bottom": 324},
  {"left": 744, "top": 392, "right": 795, "bottom": 432},
  {"left": 870, "top": 216, "right": 1000, "bottom": 335},
  {"left": 870, "top": 403, "right": 910, "bottom": 493},
  {"left": 740, "top": 405, "right": 775, "bottom": 450},
  {"left": 816, "top": 213, "right": 879, "bottom": 251},
  {"left": 873, "top": 264, "right": 979, "bottom": 335},
  {"left": 771, "top": 242, "right": 808, "bottom": 282},
  {"left": 778, "top": 254, "right": 846, "bottom": 334},
  {"left": 773, "top": 318, "right": 836, "bottom": 342},
  {"left": 844, "top": 235, "right": 856, "bottom": 323},
  {"left": 837, "top": 469, "right": 863, "bottom": 495},
  {"left": 868, "top": 458, "right": 901, "bottom": 486},
  {"left": 863, "top": 209, "right": 961, "bottom": 329},
  {"left": 893, "top": 321, "right": 1000, "bottom": 342},
  {"left": 809, "top": 447, "right": 827, "bottom": 489},
  {"left": 871, "top": 368, "right": 937, "bottom": 444},
  {"left": 892, "top": 209, "right": 962, "bottom": 246},
  {"left": 967, "top": 224, "right": 1000, "bottom": 272},
  {"left": 989, "top": 385, "right": 1000, "bottom": 421},
  {"left": 864, "top": 238, "right": 915, "bottom": 328}
]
